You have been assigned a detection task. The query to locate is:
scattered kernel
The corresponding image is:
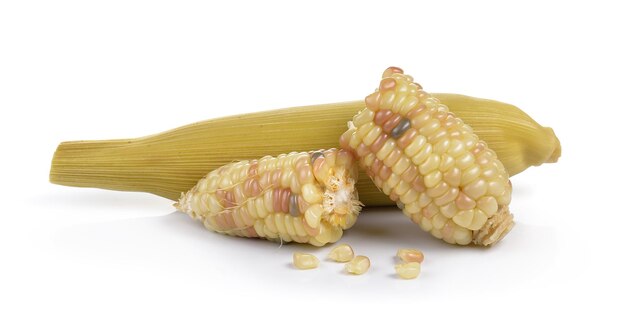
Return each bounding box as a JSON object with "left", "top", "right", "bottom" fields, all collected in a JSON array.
[
  {"left": 293, "top": 252, "right": 319, "bottom": 270},
  {"left": 396, "top": 248, "right": 424, "bottom": 263},
  {"left": 345, "top": 255, "right": 370, "bottom": 275},
  {"left": 328, "top": 244, "right": 355, "bottom": 262},
  {"left": 395, "top": 262, "right": 421, "bottom": 279}
]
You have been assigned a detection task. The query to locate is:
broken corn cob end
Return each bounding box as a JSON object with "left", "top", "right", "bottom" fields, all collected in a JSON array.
[
  {"left": 175, "top": 149, "right": 362, "bottom": 246},
  {"left": 340, "top": 67, "right": 514, "bottom": 246}
]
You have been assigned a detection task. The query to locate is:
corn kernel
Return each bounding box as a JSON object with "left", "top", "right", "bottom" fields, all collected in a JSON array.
[
  {"left": 293, "top": 252, "right": 319, "bottom": 269},
  {"left": 345, "top": 255, "right": 370, "bottom": 275},
  {"left": 328, "top": 243, "right": 355, "bottom": 262}
]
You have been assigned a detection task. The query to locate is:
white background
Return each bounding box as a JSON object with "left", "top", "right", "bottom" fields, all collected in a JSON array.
[{"left": 1, "top": 0, "right": 624, "bottom": 319}]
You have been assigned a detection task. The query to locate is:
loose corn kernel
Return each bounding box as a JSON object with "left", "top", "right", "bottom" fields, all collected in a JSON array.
[
  {"left": 340, "top": 67, "right": 514, "bottom": 246},
  {"left": 395, "top": 262, "right": 421, "bottom": 279},
  {"left": 345, "top": 255, "right": 370, "bottom": 275},
  {"left": 293, "top": 252, "right": 319, "bottom": 270},
  {"left": 396, "top": 248, "right": 424, "bottom": 263},
  {"left": 328, "top": 243, "right": 355, "bottom": 262},
  {"left": 176, "top": 149, "right": 362, "bottom": 246}
]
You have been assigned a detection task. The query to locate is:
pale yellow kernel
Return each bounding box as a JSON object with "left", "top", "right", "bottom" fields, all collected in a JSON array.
[
  {"left": 363, "top": 153, "right": 375, "bottom": 167},
  {"left": 488, "top": 180, "right": 505, "bottom": 196},
  {"left": 391, "top": 94, "right": 407, "bottom": 113},
  {"left": 302, "top": 183, "right": 322, "bottom": 204},
  {"left": 432, "top": 213, "right": 447, "bottom": 230},
  {"left": 381, "top": 181, "right": 392, "bottom": 195},
  {"left": 418, "top": 193, "right": 432, "bottom": 208},
  {"left": 404, "top": 201, "right": 421, "bottom": 215},
  {"left": 443, "top": 167, "right": 462, "bottom": 186},
  {"left": 218, "top": 175, "right": 233, "bottom": 190},
  {"left": 253, "top": 220, "right": 265, "bottom": 237},
  {"left": 264, "top": 214, "right": 278, "bottom": 233},
  {"left": 263, "top": 225, "right": 278, "bottom": 239},
  {"left": 304, "top": 204, "right": 324, "bottom": 229},
  {"left": 419, "top": 216, "right": 433, "bottom": 232},
  {"left": 397, "top": 249, "right": 424, "bottom": 263},
  {"left": 460, "top": 165, "right": 481, "bottom": 185},
  {"left": 440, "top": 202, "right": 459, "bottom": 218},
  {"left": 314, "top": 222, "right": 334, "bottom": 245},
  {"left": 411, "top": 109, "right": 431, "bottom": 127},
  {"left": 464, "top": 179, "right": 488, "bottom": 199},
  {"left": 289, "top": 174, "right": 300, "bottom": 194},
  {"left": 433, "top": 139, "right": 450, "bottom": 154},
  {"left": 380, "top": 91, "right": 395, "bottom": 109},
  {"left": 412, "top": 143, "right": 432, "bottom": 165},
  {"left": 424, "top": 171, "right": 442, "bottom": 188},
  {"left": 345, "top": 255, "right": 370, "bottom": 275},
  {"left": 353, "top": 109, "right": 375, "bottom": 126},
  {"left": 263, "top": 191, "right": 274, "bottom": 212},
  {"left": 448, "top": 139, "right": 465, "bottom": 157},
  {"left": 246, "top": 199, "right": 258, "bottom": 219},
  {"left": 293, "top": 252, "right": 319, "bottom": 270},
  {"left": 395, "top": 262, "right": 421, "bottom": 279},
  {"left": 431, "top": 228, "right": 444, "bottom": 239},
  {"left": 348, "top": 131, "right": 361, "bottom": 149},
  {"left": 376, "top": 139, "right": 397, "bottom": 160},
  {"left": 392, "top": 156, "right": 411, "bottom": 175},
  {"left": 456, "top": 152, "right": 475, "bottom": 170},
  {"left": 207, "top": 175, "right": 219, "bottom": 192},
  {"left": 497, "top": 189, "right": 512, "bottom": 205},
  {"left": 329, "top": 226, "right": 343, "bottom": 244},
  {"left": 284, "top": 215, "right": 296, "bottom": 237},
  {"left": 328, "top": 244, "right": 355, "bottom": 262},
  {"left": 386, "top": 173, "right": 401, "bottom": 189},
  {"left": 208, "top": 195, "right": 222, "bottom": 214},
  {"left": 280, "top": 170, "right": 292, "bottom": 189},
  {"left": 279, "top": 232, "right": 293, "bottom": 243},
  {"left": 452, "top": 210, "right": 474, "bottom": 228},
  {"left": 434, "top": 187, "right": 459, "bottom": 207},
  {"left": 419, "top": 118, "right": 441, "bottom": 136},
  {"left": 399, "top": 188, "right": 418, "bottom": 204},
  {"left": 399, "top": 96, "right": 419, "bottom": 115},
  {"left": 426, "top": 180, "right": 448, "bottom": 198},
  {"left": 356, "top": 122, "right": 375, "bottom": 140},
  {"left": 463, "top": 134, "right": 479, "bottom": 148},
  {"left": 419, "top": 154, "right": 440, "bottom": 175},
  {"left": 363, "top": 126, "right": 382, "bottom": 146},
  {"left": 255, "top": 197, "right": 268, "bottom": 218},
  {"left": 454, "top": 227, "right": 472, "bottom": 245},
  {"left": 404, "top": 135, "right": 427, "bottom": 157},
  {"left": 293, "top": 217, "right": 307, "bottom": 237},
  {"left": 477, "top": 196, "right": 498, "bottom": 217},
  {"left": 468, "top": 209, "right": 488, "bottom": 230},
  {"left": 231, "top": 210, "right": 244, "bottom": 228},
  {"left": 439, "top": 154, "right": 455, "bottom": 172}
]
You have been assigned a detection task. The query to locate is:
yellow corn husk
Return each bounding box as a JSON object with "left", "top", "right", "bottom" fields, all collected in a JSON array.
[
  {"left": 176, "top": 148, "right": 361, "bottom": 246},
  {"left": 340, "top": 67, "right": 514, "bottom": 245},
  {"left": 49, "top": 94, "right": 560, "bottom": 207}
]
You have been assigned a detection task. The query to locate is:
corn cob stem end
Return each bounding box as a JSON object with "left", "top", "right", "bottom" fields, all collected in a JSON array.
[{"left": 472, "top": 205, "right": 514, "bottom": 246}]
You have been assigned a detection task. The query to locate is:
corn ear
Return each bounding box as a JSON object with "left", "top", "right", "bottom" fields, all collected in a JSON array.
[
  {"left": 49, "top": 94, "right": 560, "bottom": 206},
  {"left": 176, "top": 148, "right": 360, "bottom": 246}
]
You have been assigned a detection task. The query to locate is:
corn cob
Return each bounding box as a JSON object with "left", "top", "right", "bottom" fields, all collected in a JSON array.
[
  {"left": 50, "top": 96, "right": 560, "bottom": 207},
  {"left": 175, "top": 148, "right": 361, "bottom": 246},
  {"left": 340, "top": 67, "right": 513, "bottom": 246}
]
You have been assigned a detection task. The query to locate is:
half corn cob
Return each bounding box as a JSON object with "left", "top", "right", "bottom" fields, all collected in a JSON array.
[
  {"left": 175, "top": 148, "right": 361, "bottom": 246},
  {"left": 50, "top": 95, "right": 560, "bottom": 207},
  {"left": 340, "top": 67, "right": 513, "bottom": 246}
]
